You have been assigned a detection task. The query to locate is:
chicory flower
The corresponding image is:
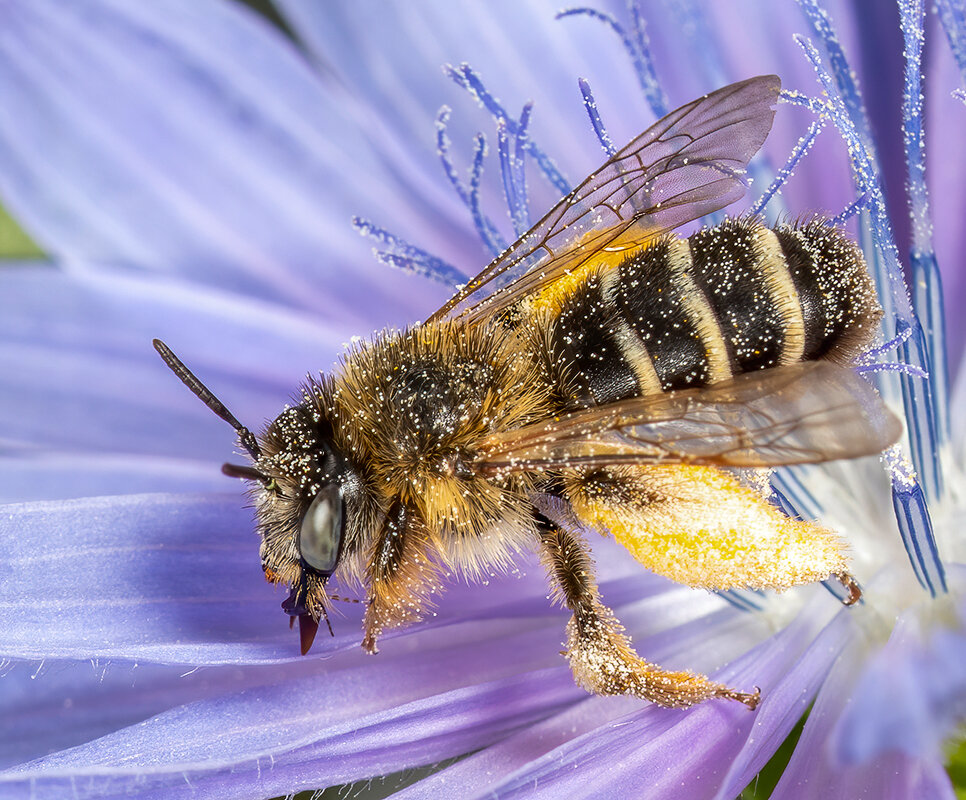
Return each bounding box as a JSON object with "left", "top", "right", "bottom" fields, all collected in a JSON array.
[{"left": 0, "top": 0, "right": 963, "bottom": 797}]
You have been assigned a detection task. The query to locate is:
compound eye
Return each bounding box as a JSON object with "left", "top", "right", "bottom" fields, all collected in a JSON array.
[{"left": 299, "top": 483, "right": 344, "bottom": 576}]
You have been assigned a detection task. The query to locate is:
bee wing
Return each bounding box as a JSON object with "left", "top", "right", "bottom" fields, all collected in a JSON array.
[
  {"left": 427, "top": 75, "right": 781, "bottom": 325},
  {"left": 474, "top": 362, "right": 902, "bottom": 472}
]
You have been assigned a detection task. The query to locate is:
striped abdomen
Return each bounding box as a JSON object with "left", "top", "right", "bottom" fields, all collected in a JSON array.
[{"left": 545, "top": 217, "right": 881, "bottom": 408}]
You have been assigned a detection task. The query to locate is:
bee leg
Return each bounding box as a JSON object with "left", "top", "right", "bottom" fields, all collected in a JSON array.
[
  {"left": 361, "top": 501, "right": 440, "bottom": 655},
  {"left": 535, "top": 511, "right": 758, "bottom": 709}
]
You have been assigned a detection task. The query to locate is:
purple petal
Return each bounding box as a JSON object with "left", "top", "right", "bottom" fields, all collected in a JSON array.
[
  {"left": 0, "top": 452, "right": 228, "bottom": 502},
  {"left": 831, "top": 597, "right": 966, "bottom": 763},
  {"left": 0, "top": 488, "right": 680, "bottom": 664},
  {"left": 429, "top": 599, "right": 845, "bottom": 800},
  {"left": 0, "top": 493, "right": 294, "bottom": 663},
  {"left": 0, "top": 0, "right": 448, "bottom": 318},
  {"left": 774, "top": 634, "right": 958, "bottom": 799},
  {"left": 0, "top": 265, "right": 349, "bottom": 462},
  {"left": 1, "top": 586, "right": 750, "bottom": 798}
]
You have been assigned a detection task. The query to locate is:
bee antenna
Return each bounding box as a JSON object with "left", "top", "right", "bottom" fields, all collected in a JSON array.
[
  {"left": 222, "top": 463, "right": 270, "bottom": 483},
  {"left": 152, "top": 339, "right": 261, "bottom": 460}
]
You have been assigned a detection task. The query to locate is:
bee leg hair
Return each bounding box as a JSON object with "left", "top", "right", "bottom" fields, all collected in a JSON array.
[
  {"left": 362, "top": 501, "right": 441, "bottom": 654},
  {"left": 535, "top": 512, "right": 758, "bottom": 709}
]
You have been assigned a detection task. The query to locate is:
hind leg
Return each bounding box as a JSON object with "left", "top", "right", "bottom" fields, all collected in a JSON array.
[{"left": 534, "top": 499, "right": 758, "bottom": 709}]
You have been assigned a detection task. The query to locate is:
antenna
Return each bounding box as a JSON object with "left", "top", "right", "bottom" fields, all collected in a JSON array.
[{"left": 152, "top": 339, "right": 261, "bottom": 460}]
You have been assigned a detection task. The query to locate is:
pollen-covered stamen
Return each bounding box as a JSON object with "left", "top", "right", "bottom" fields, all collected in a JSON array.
[
  {"left": 828, "top": 192, "right": 868, "bottom": 226},
  {"left": 795, "top": 35, "right": 943, "bottom": 504},
  {"left": 434, "top": 106, "right": 505, "bottom": 258},
  {"left": 887, "top": 448, "right": 948, "bottom": 597},
  {"left": 351, "top": 216, "right": 464, "bottom": 288},
  {"left": 749, "top": 117, "right": 825, "bottom": 216},
  {"left": 469, "top": 132, "right": 507, "bottom": 258},
  {"left": 556, "top": 6, "right": 668, "bottom": 117},
  {"left": 444, "top": 62, "right": 569, "bottom": 195},
  {"left": 577, "top": 78, "right": 616, "bottom": 158},
  {"left": 900, "top": 0, "right": 950, "bottom": 447},
  {"left": 495, "top": 102, "right": 533, "bottom": 237}
]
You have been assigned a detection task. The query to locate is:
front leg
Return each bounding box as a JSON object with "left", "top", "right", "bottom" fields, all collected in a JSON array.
[
  {"left": 534, "top": 497, "right": 758, "bottom": 709},
  {"left": 362, "top": 501, "right": 441, "bottom": 653}
]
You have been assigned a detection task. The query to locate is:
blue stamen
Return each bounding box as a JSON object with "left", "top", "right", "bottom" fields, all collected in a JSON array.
[
  {"left": 556, "top": 5, "right": 668, "bottom": 118},
  {"left": 935, "top": 0, "right": 966, "bottom": 84},
  {"left": 469, "top": 133, "right": 507, "bottom": 258},
  {"left": 496, "top": 106, "right": 533, "bottom": 238},
  {"left": 626, "top": 0, "right": 669, "bottom": 115},
  {"left": 769, "top": 483, "right": 806, "bottom": 521},
  {"left": 435, "top": 106, "right": 506, "bottom": 253},
  {"left": 860, "top": 325, "right": 913, "bottom": 360},
  {"left": 900, "top": 0, "right": 951, "bottom": 443},
  {"left": 351, "top": 217, "right": 464, "bottom": 288},
  {"left": 795, "top": 35, "right": 944, "bottom": 502},
  {"left": 890, "top": 461, "right": 948, "bottom": 596},
  {"left": 717, "top": 590, "right": 765, "bottom": 613},
  {"left": 444, "top": 63, "right": 570, "bottom": 195},
  {"left": 955, "top": 88, "right": 966, "bottom": 105},
  {"left": 771, "top": 466, "right": 823, "bottom": 520},
  {"left": 750, "top": 118, "right": 825, "bottom": 217},
  {"left": 578, "top": 78, "right": 617, "bottom": 157},
  {"left": 512, "top": 103, "right": 533, "bottom": 230},
  {"left": 855, "top": 362, "right": 928, "bottom": 379},
  {"left": 828, "top": 192, "right": 868, "bottom": 226},
  {"left": 899, "top": 318, "right": 944, "bottom": 499},
  {"left": 796, "top": 0, "right": 874, "bottom": 147}
]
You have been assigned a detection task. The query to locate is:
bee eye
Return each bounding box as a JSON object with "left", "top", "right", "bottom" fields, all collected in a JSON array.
[{"left": 299, "top": 483, "right": 344, "bottom": 576}]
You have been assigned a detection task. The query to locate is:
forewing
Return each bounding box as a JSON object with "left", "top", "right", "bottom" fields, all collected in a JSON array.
[
  {"left": 474, "top": 362, "right": 902, "bottom": 472},
  {"left": 428, "top": 75, "right": 781, "bottom": 324}
]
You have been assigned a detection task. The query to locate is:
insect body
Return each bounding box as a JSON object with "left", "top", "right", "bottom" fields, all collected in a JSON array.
[{"left": 155, "top": 75, "right": 901, "bottom": 709}]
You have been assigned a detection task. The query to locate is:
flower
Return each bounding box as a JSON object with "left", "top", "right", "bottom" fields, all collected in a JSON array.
[{"left": 0, "top": 0, "right": 963, "bottom": 798}]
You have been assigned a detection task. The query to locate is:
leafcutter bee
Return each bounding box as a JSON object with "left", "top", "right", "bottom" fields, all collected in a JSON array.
[{"left": 155, "top": 75, "right": 901, "bottom": 709}]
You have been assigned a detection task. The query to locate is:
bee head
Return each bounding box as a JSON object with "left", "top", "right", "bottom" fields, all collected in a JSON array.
[
  {"left": 254, "top": 394, "right": 384, "bottom": 653},
  {"left": 152, "top": 340, "right": 366, "bottom": 654}
]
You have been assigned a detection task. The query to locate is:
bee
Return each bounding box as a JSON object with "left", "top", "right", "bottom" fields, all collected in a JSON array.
[{"left": 154, "top": 75, "right": 901, "bottom": 710}]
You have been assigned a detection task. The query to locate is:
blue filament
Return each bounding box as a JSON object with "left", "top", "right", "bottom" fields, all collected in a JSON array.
[
  {"left": 578, "top": 78, "right": 617, "bottom": 157},
  {"left": 795, "top": 36, "right": 944, "bottom": 503},
  {"left": 769, "top": 483, "right": 806, "bottom": 521},
  {"left": 351, "top": 217, "right": 464, "bottom": 288},
  {"left": 855, "top": 362, "right": 928, "bottom": 379},
  {"left": 444, "top": 63, "right": 569, "bottom": 196},
  {"left": 935, "top": 0, "right": 966, "bottom": 84},
  {"left": 827, "top": 192, "right": 868, "bottom": 227},
  {"left": 496, "top": 104, "right": 533, "bottom": 237},
  {"left": 771, "top": 467, "right": 823, "bottom": 520},
  {"left": 717, "top": 590, "right": 765, "bottom": 613},
  {"left": 796, "top": 0, "right": 874, "bottom": 147},
  {"left": 435, "top": 106, "right": 506, "bottom": 254},
  {"left": 556, "top": 4, "right": 668, "bottom": 117},
  {"left": 899, "top": 319, "right": 944, "bottom": 500},
  {"left": 892, "top": 477, "right": 948, "bottom": 596},
  {"left": 469, "top": 133, "right": 508, "bottom": 258},
  {"left": 750, "top": 118, "right": 825, "bottom": 216},
  {"left": 900, "top": 0, "right": 951, "bottom": 444}
]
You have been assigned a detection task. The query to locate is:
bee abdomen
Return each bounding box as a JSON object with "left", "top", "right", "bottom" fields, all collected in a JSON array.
[{"left": 547, "top": 217, "right": 880, "bottom": 407}]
